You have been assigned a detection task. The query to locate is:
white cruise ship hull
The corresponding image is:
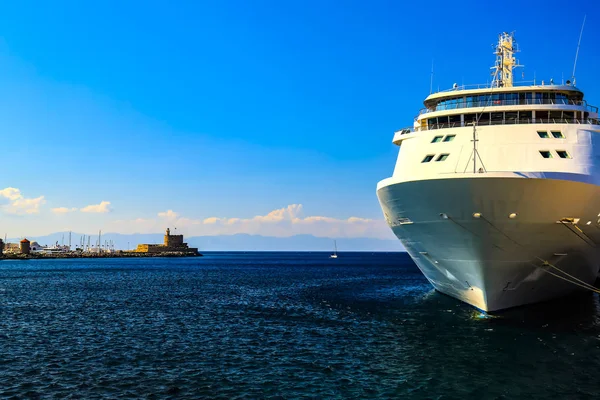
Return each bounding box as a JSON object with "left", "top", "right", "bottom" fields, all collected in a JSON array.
[{"left": 377, "top": 175, "right": 600, "bottom": 312}]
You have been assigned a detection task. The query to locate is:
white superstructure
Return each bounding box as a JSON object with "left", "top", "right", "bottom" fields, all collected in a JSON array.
[{"left": 377, "top": 32, "right": 600, "bottom": 312}]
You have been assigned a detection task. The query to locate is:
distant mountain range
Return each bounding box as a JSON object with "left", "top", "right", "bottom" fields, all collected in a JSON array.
[{"left": 7, "top": 232, "right": 405, "bottom": 252}]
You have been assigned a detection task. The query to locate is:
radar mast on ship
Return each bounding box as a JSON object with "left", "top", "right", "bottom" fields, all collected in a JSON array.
[{"left": 491, "top": 32, "right": 522, "bottom": 88}]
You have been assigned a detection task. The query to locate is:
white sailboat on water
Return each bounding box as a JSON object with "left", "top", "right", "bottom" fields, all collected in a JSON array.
[{"left": 330, "top": 240, "right": 338, "bottom": 259}]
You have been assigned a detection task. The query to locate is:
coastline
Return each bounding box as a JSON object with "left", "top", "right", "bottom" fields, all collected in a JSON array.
[{"left": 1, "top": 251, "right": 202, "bottom": 260}]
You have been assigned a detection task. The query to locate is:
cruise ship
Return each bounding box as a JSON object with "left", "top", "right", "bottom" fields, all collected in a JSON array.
[{"left": 376, "top": 32, "right": 600, "bottom": 312}]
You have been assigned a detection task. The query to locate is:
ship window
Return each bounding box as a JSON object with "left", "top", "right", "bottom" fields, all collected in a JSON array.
[
  {"left": 449, "top": 114, "right": 461, "bottom": 125},
  {"left": 563, "top": 111, "right": 575, "bottom": 122},
  {"left": 507, "top": 93, "right": 519, "bottom": 105},
  {"left": 428, "top": 118, "right": 437, "bottom": 129},
  {"left": 491, "top": 112, "right": 504, "bottom": 125},
  {"left": 505, "top": 112, "right": 518, "bottom": 123},
  {"left": 464, "top": 114, "right": 476, "bottom": 125},
  {"left": 422, "top": 154, "right": 435, "bottom": 163},
  {"left": 537, "top": 111, "right": 549, "bottom": 122},
  {"left": 478, "top": 113, "right": 491, "bottom": 125},
  {"left": 542, "top": 92, "right": 550, "bottom": 102},
  {"left": 519, "top": 111, "right": 532, "bottom": 123},
  {"left": 556, "top": 93, "right": 569, "bottom": 105},
  {"left": 549, "top": 111, "right": 562, "bottom": 121},
  {"left": 539, "top": 150, "right": 552, "bottom": 159},
  {"left": 551, "top": 131, "right": 564, "bottom": 138},
  {"left": 557, "top": 150, "right": 571, "bottom": 159},
  {"left": 443, "top": 135, "right": 456, "bottom": 142},
  {"left": 436, "top": 154, "right": 449, "bottom": 162},
  {"left": 537, "top": 131, "right": 549, "bottom": 138},
  {"left": 431, "top": 136, "right": 443, "bottom": 143}
]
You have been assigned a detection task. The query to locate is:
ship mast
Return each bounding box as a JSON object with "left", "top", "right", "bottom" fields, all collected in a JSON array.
[{"left": 491, "top": 32, "right": 522, "bottom": 88}]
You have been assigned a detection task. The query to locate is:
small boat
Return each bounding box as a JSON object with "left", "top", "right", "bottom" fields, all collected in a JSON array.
[{"left": 330, "top": 240, "right": 338, "bottom": 258}]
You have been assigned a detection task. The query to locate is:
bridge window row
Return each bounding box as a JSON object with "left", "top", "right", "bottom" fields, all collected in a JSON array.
[
  {"left": 427, "top": 111, "right": 583, "bottom": 129},
  {"left": 434, "top": 92, "right": 578, "bottom": 110}
]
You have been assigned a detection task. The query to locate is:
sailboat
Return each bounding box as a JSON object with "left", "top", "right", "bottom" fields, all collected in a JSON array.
[{"left": 330, "top": 240, "right": 338, "bottom": 259}]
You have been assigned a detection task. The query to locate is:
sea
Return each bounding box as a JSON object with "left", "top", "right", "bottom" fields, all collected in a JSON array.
[{"left": 0, "top": 252, "right": 599, "bottom": 399}]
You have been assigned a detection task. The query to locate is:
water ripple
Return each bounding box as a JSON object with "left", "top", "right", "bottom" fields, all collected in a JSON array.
[{"left": 0, "top": 253, "right": 599, "bottom": 398}]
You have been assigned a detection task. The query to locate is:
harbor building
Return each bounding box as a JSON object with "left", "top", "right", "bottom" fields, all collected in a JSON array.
[
  {"left": 20, "top": 238, "right": 31, "bottom": 255},
  {"left": 135, "top": 228, "right": 199, "bottom": 255},
  {"left": 3, "top": 243, "right": 19, "bottom": 253}
]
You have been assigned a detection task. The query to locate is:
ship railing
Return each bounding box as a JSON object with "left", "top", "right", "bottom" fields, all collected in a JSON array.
[
  {"left": 428, "top": 118, "right": 600, "bottom": 130},
  {"left": 396, "top": 117, "right": 600, "bottom": 134},
  {"left": 418, "top": 99, "right": 598, "bottom": 116},
  {"left": 395, "top": 127, "right": 415, "bottom": 135},
  {"left": 433, "top": 80, "right": 572, "bottom": 94},
  {"left": 433, "top": 81, "right": 540, "bottom": 93}
]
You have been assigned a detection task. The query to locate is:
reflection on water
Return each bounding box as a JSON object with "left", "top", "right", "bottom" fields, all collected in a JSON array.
[{"left": 0, "top": 252, "right": 598, "bottom": 398}]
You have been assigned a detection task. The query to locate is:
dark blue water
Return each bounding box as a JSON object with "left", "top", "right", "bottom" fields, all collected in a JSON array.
[{"left": 0, "top": 252, "right": 599, "bottom": 399}]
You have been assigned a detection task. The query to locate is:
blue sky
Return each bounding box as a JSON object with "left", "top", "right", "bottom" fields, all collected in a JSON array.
[{"left": 0, "top": 0, "right": 598, "bottom": 238}]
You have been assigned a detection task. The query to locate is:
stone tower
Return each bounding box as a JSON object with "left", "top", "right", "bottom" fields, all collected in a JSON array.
[
  {"left": 164, "top": 228, "right": 171, "bottom": 247},
  {"left": 20, "top": 238, "right": 31, "bottom": 255}
]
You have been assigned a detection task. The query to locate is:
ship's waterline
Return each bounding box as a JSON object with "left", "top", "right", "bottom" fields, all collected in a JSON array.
[{"left": 378, "top": 175, "right": 600, "bottom": 311}]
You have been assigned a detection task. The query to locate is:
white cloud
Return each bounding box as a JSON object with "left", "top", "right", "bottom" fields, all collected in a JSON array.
[
  {"left": 0, "top": 188, "right": 22, "bottom": 201},
  {"left": 80, "top": 201, "right": 112, "bottom": 213},
  {"left": 0, "top": 187, "right": 46, "bottom": 215},
  {"left": 158, "top": 209, "right": 179, "bottom": 218},
  {"left": 52, "top": 207, "right": 78, "bottom": 214},
  {"left": 203, "top": 217, "right": 219, "bottom": 224},
  {"left": 108, "top": 204, "right": 392, "bottom": 239},
  {"left": 254, "top": 204, "right": 303, "bottom": 222}
]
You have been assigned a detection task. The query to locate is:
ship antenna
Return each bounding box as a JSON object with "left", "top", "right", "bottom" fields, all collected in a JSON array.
[
  {"left": 572, "top": 15, "right": 586, "bottom": 86},
  {"left": 472, "top": 124, "right": 478, "bottom": 173},
  {"left": 429, "top": 59, "right": 434, "bottom": 94}
]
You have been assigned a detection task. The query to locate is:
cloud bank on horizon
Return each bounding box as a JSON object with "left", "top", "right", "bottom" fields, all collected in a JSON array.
[
  {"left": 1, "top": 187, "right": 392, "bottom": 239},
  {"left": 110, "top": 204, "right": 392, "bottom": 239},
  {"left": 111, "top": 204, "right": 393, "bottom": 239}
]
